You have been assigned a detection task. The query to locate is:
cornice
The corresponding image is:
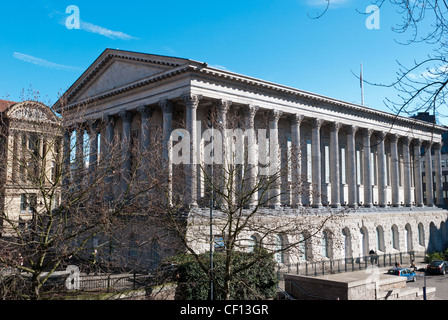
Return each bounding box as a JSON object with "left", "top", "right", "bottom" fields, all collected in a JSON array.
[
  {"left": 197, "top": 67, "right": 447, "bottom": 134},
  {"left": 54, "top": 50, "right": 447, "bottom": 135}
]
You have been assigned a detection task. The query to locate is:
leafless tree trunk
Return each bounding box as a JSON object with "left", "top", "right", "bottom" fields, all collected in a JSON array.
[
  {"left": 0, "top": 99, "right": 170, "bottom": 299},
  {"left": 157, "top": 109, "right": 344, "bottom": 300}
]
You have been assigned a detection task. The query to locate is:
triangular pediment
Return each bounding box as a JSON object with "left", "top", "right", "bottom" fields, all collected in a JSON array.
[
  {"left": 57, "top": 49, "right": 194, "bottom": 109},
  {"left": 77, "top": 58, "right": 170, "bottom": 100}
]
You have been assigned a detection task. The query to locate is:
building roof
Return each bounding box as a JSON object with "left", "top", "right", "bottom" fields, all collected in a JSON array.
[
  {"left": 0, "top": 100, "right": 17, "bottom": 112},
  {"left": 53, "top": 49, "right": 447, "bottom": 135}
]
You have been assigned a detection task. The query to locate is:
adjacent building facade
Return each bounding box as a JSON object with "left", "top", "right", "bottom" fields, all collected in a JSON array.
[
  {"left": 0, "top": 100, "right": 61, "bottom": 234},
  {"left": 51, "top": 49, "right": 448, "bottom": 264}
]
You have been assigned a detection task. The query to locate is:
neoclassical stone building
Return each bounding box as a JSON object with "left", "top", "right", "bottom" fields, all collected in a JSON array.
[
  {"left": 0, "top": 100, "right": 61, "bottom": 234},
  {"left": 53, "top": 49, "right": 448, "bottom": 264}
]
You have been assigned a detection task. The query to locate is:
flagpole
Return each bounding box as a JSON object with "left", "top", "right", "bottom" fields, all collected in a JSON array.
[{"left": 361, "top": 62, "right": 364, "bottom": 106}]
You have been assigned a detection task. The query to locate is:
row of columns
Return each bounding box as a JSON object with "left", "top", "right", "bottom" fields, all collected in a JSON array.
[{"left": 63, "top": 95, "right": 444, "bottom": 209}]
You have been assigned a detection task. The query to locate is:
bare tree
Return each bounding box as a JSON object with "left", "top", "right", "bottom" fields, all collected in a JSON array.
[
  {"left": 0, "top": 98, "right": 171, "bottom": 299},
  {"left": 309, "top": 1, "right": 448, "bottom": 123},
  {"left": 366, "top": 1, "right": 448, "bottom": 123},
  {"left": 157, "top": 108, "right": 344, "bottom": 300}
]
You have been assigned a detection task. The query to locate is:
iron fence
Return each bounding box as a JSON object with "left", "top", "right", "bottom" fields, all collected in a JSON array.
[
  {"left": 74, "top": 273, "right": 155, "bottom": 292},
  {"left": 277, "top": 251, "right": 425, "bottom": 278}
]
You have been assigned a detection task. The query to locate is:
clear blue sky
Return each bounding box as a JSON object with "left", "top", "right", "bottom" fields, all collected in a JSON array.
[{"left": 0, "top": 0, "right": 438, "bottom": 122}]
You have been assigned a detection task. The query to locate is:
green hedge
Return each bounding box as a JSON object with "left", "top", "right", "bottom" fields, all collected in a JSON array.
[
  {"left": 169, "top": 250, "right": 278, "bottom": 300},
  {"left": 425, "top": 249, "right": 448, "bottom": 263}
]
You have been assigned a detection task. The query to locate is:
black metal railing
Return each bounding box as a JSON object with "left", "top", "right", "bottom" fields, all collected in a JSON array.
[{"left": 277, "top": 251, "right": 424, "bottom": 278}]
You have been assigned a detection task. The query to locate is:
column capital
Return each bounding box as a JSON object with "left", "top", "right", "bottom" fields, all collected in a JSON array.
[
  {"left": 433, "top": 142, "right": 442, "bottom": 151},
  {"left": 329, "top": 121, "right": 342, "bottom": 133},
  {"left": 413, "top": 138, "right": 422, "bottom": 147},
  {"left": 245, "top": 104, "right": 259, "bottom": 118},
  {"left": 269, "top": 110, "right": 283, "bottom": 122},
  {"left": 215, "top": 99, "right": 232, "bottom": 112},
  {"left": 422, "top": 140, "right": 433, "bottom": 148},
  {"left": 290, "top": 113, "right": 304, "bottom": 125},
  {"left": 310, "top": 118, "right": 324, "bottom": 129},
  {"left": 86, "top": 121, "right": 100, "bottom": 135},
  {"left": 159, "top": 100, "right": 173, "bottom": 113},
  {"left": 376, "top": 131, "right": 387, "bottom": 140},
  {"left": 64, "top": 126, "right": 75, "bottom": 135},
  {"left": 182, "top": 93, "right": 202, "bottom": 108},
  {"left": 137, "top": 105, "right": 154, "bottom": 119},
  {"left": 389, "top": 133, "right": 399, "bottom": 143},
  {"left": 360, "top": 127, "right": 374, "bottom": 138},
  {"left": 119, "top": 110, "right": 133, "bottom": 123},
  {"left": 345, "top": 125, "right": 358, "bottom": 135},
  {"left": 102, "top": 114, "right": 115, "bottom": 126},
  {"left": 401, "top": 136, "right": 412, "bottom": 146}
]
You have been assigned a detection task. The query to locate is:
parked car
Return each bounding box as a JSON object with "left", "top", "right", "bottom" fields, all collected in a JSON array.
[
  {"left": 426, "top": 260, "right": 448, "bottom": 275},
  {"left": 386, "top": 267, "right": 417, "bottom": 282}
]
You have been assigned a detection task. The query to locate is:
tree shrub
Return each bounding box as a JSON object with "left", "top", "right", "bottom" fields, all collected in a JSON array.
[
  {"left": 169, "top": 250, "right": 278, "bottom": 300},
  {"left": 425, "top": 249, "right": 448, "bottom": 263}
]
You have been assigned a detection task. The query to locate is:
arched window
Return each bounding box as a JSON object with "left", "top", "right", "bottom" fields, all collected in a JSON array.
[
  {"left": 376, "top": 226, "right": 385, "bottom": 252},
  {"left": 360, "top": 228, "right": 368, "bottom": 257},
  {"left": 248, "top": 235, "right": 260, "bottom": 252},
  {"left": 275, "top": 234, "right": 284, "bottom": 263},
  {"left": 418, "top": 223, "right": 425, "bottom": 247},
  {"left": 441, "top": 221, "right": 448, "bottom": 248},
  {"left": 299, "top": 233, "right": 308, "bottom": 261},
  {"left": 391, "top": 225, "right": 399, "bottom": 250},
  {"left": 342, "top": 228, "right": 352, "bottom": 259},
  {"left": 429, "top": 222, "right": 439, "bottom": 252},
  {"left": 322, "top": 231, "right": 329, "bottom": 258},
  {"left": 405, "top": 224, "right": 413, "bottom": 253}
]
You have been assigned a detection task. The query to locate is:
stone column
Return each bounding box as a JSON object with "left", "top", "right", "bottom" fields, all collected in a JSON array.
[
  {"left": 137, "top": 105, "right": 154, "bottom": 181},
  {"left": 311, "top": 118, "right": 323, "bottom": 208},
  {"left": 377, "top": 132, "right": 387, "bottom": 207},
  {"left": 390, "top": 134, "right": 400, "bottom": 207},
  {"left": 119, "top": 111, "right": 133, "bottom": 195},
  {"left": 291, "top": 114, "right": 304, "bottom": 208},
  {"left": 62, "top": 127, "right": 73, "bottom": 193},
  {"left": 269, "top": 110, "right": 282, "bottom": 209},
  {"left": 138, "top": 105, "right": 153, "bottom": 156},
  {"left": 103, "top": 115, "right": 115, "bottom": 203},
  {"left": 245, "top": 105, "right": 259, "bottom": 208},
  {"left": 402, "top": 137, "right": 413, "bottom": 207},
  {"left": 75, "top": 126, "right": 84, "bottom": 172},
  {"left": 330, "top": 122, "right": 341, "bottom": 208},
  {"left": 423, "top": 141, "right": 434, "bottom": 206},
  {"left": 361, "top": 128, "right": 373, "bottom": 207},
  {"left": 413, "top": 139, "right": 424, "bottom": 207},
  {"left": 346, "top": 125, "right": 358, "bottom": 207},
  {"left": 88, "top": 122, "right": 99, "bottom": 173},
  {"left": 159, "top": 100, "right": 173, "bottom": 206},
  {"left": 182, "top": 94, "right": 202, "bottom": 208},
  {"left": 434, "top": 143, "right": 444, "bottom": 207},
  {"left": 216, "top": 100, "right": 231, "bottom": 207}
]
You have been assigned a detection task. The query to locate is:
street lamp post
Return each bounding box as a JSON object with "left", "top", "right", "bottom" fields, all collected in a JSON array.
[
  {"left": 210, "top": 123, "right": 214, "bottom": 301},
  {"left": 209, "top": 120, "right": 222, "bottom": 300}
]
